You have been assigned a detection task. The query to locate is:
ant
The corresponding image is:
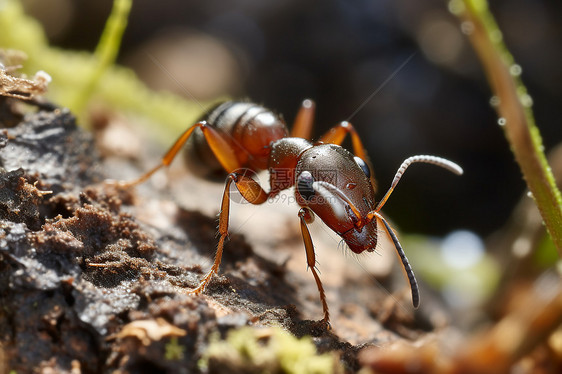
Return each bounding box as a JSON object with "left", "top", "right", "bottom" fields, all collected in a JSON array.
[{"left": 123, "top": 99, "right": 462, "bottom": 325}]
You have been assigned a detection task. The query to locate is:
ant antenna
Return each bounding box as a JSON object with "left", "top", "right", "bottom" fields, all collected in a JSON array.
[
  {"left": 346, "top": 52, "right": 417, "bottom": 122},
  {"left": 373, "top": 211, "right": 420, "bottom": 308},
  {"left": 368, "top": 156, "right": 461, "bottom": 308},
  {"left": 375, "top": 155, "right": 463, "bottom": 212}
]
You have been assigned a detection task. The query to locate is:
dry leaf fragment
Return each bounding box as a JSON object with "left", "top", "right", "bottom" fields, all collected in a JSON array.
[
  {"left": 115, "top": 318, "right": 187, "bottom": 346},
  {"left": 0, "top": 68, "right": 51, "bottom": 99}
]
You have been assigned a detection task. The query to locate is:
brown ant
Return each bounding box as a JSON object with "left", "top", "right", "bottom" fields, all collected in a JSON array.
[{"left": 124, "top": 99, "right": 462, "bottom": 325}]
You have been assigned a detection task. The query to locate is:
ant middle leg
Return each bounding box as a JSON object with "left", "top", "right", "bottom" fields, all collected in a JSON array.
[
  {"left": 122, "top": 121, "right": 241, "bottom": 187},
  {"left": 188, "top": 171, "right": 274, "bottom": 294}
]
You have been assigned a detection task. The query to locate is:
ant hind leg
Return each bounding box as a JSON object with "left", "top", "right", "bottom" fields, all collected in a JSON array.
[{"left": 121, "top": 121, "right": 241, "bottom": 187}]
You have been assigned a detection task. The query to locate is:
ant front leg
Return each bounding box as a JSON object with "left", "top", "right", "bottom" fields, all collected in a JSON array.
[
  {"left": 298, "top": 207, "right": 330, "bottom": 326},
  {"left": 188, "top": 171, "right": 272, "bottom": 294},
  {"left": 318, "top": 121, "right": 369, "bottom": 163},
  {"left": 318, "top": 121, "right": 376, "bottom": 188},
  {"left": 122, "top": 121, "right": 241, "bottom": 187}
]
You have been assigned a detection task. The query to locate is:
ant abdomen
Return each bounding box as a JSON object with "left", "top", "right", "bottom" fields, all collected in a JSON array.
[{"left": 183, "top": 101, "right": 288, "bottom": 180}]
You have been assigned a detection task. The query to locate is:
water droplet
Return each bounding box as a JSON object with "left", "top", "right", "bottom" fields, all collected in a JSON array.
[
  {"left": 556, "top": 261, "right": 562, "bottom": 276},
  {"left": 498, "top": 117, "right": 506, "bottom": 126},
  {"left": 509, "top": 64, "right": 522, "bottom": 77},
  {"left": 490, "top": 30, "right": 503, "bottom": 43},
  {"left": 448, "top": 0, "right": 465, "bottom": 15},
  {"left": 461, "top": 21, "right": 474, "bottom": 35},
  {"left": 512, "top": 237, "right": 532, "bottom": 258},
  {"left": 441, "top": 230, "right": 485, "bottom": 269},
  {"left": 489, "top": 96, "right": 501, "bottom": 107},
  {"left": 527, "top": 191, "right": 534, "bottom": 199},
  {"left": 520, "top": 94, "right": 533, "bottom": 108}
]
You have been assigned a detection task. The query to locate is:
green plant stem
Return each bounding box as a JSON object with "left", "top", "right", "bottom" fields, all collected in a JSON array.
[
  {"left": 71, "top": 0, "right": 132, "bottom": 114},
  {"left": 454, "top": 0, "right": 562, "bottom": 257}
]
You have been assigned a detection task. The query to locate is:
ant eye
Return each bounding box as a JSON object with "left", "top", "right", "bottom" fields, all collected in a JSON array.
[
  {"left": 354, "top": 156, "right": 371, "bottom": 179},
  {"left": 297, "top": 171, "right": 315, "bottom": 201}
]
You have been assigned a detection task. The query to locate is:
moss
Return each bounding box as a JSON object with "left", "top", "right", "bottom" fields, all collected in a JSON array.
[
  {"left": 165, "top": 337, "right": 185, "bottom": 361},
  {"left": 200, "top": 327, "right": 341, "bottom": 374}
]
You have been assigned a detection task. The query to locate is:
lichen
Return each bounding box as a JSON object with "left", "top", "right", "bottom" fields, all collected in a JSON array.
[{"left": 200, "top": 326, "right": 341, "bottom": 374}]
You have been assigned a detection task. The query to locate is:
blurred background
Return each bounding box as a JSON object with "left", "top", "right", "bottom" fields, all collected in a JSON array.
[{"left": 17, "top": 0, "right": 562, "bottom": 257}]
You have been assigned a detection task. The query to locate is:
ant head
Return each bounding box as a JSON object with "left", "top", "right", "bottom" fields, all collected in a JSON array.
[{"left": 294, "top": 144, "right": 378, "bottom": 253}]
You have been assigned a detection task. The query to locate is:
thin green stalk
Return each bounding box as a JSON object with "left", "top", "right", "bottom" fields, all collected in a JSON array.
[
  {"left": 451, "top": 0, "right": 562, "bottom": 257},
  {"left": 70, "top": 0, "right": 132, "bottom": 114}
]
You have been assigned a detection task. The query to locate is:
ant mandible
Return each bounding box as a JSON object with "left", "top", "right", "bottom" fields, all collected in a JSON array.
[{"left": 124, "top": 99, "right": 463, "bottom": 325}]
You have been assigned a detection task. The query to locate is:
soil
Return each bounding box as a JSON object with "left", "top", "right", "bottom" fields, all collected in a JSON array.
[{"left": 0, "top": 99, "right": 438, "bottom": 373}]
